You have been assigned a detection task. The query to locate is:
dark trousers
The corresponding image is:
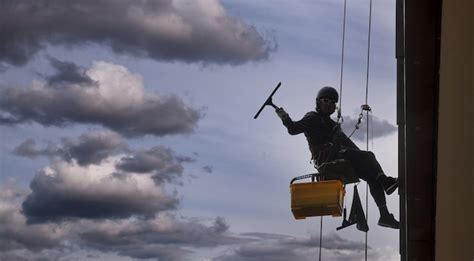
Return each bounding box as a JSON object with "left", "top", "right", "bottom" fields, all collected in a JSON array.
[{"left": 335, "top": 149, "right": 386, "bottom": 207}]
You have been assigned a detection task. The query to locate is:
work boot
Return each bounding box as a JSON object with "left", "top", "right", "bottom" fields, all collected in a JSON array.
[
  {"left": 381, "top": 177, "right": 398, "bottom": 195},
  {"left": 378, "top": 214, "right": 400, "bottom": 229}
]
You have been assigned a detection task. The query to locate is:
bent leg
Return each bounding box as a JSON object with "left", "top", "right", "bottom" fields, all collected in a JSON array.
[
  {"left": 366, "top": 177, "right": 386, "bottom": 207},
  {"left": 337, "top": 149, "right": 383, "bottom": 180},
  {"left": 337, "top": 149, "right": 399, "bottom": 228},
  {"left": 337, "top": 149, "right": 397, "bottom": 194}
]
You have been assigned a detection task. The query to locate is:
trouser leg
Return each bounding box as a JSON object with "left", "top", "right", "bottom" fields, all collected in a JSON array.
[
  {"left": 366, "top": 176, "right": 387, "bottom": 207},
  {"left": 337, "top": 149, "right": 387, "bottom": 207}
]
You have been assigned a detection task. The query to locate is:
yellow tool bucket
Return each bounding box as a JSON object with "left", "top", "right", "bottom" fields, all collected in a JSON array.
[{"left": 290, "top": 179, "right": 345, "bottom": 219}]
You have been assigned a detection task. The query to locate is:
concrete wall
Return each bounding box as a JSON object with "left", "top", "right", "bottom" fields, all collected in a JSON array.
[{"left": 436, "top": 0, "right": 474, "bottom": 260}]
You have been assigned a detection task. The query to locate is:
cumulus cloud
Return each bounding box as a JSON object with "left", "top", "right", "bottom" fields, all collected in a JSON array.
[
  {"left": 14, "top": 131, "right": 126, "bottom": 166},
  {"left": 0, "top": 61, "right": 201, "bottom": 137},
  {"left": 45, "top": 57, "right": 96, "bottom": 87},
  {"left": 22, "top": 157, "right": 179, "bottom": 223},
  {"left": 0, "top": 182, "right": 70, "bottom": 252},
  {"left": 14, "top": 131, "right": 195, "bottom": 185},
  {"left": 116, "top": 146, "right": 193, "bottom": 184},
  {"left": 0, "top": 0, "right": 274, "bottom": 68},
  {"left": 1, "top": 182, "right": 247, "bottom": 261},
  {"left": 341, "top": 115, "right": 397, "bottom": 141}
]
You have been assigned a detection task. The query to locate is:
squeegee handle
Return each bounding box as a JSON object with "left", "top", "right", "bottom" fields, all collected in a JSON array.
[{"left": 253, "top": 82, "right": 281, "bottom": 119}]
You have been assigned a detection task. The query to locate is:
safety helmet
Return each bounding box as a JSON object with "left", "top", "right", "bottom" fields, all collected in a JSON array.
[{"left": 316, "top": 86, "right": 339, "bottom": 103}]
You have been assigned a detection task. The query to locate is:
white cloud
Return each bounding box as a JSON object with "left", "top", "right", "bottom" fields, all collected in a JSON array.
[
  {"left": 0, "top": 0, "right": 274, "bottom": 68},
  {"left": 0, "top": 61, "right": 201, "bottom": 137},
  {"left": 22, "top": 156, "right": 179, "bottom": 223}
]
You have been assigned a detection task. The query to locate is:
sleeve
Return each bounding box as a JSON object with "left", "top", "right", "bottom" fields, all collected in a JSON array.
[{"left": 281, "top": 112, "right": 322, "bottom": 135}]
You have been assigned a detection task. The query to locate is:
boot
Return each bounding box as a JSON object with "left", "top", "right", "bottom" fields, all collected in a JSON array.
[
  {"left": 376, "top": 174, "right": 398, "bottom": 195},
  {"left": 378, "top": 213, "right": 400, "bottom": 229}
]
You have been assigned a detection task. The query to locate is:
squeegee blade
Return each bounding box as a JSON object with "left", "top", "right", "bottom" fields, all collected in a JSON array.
[{"left": 253, "top": 82, "right": 281, "bottom": 119}]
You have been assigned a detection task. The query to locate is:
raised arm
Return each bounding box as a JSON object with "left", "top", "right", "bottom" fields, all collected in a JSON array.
[{"left": 275, "top": 109, "right": 319, "bottom": 135}]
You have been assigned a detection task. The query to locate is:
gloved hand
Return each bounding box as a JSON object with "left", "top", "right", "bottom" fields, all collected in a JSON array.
[{"left": 275, "top": 107, "right": 289, "bottom": 120}]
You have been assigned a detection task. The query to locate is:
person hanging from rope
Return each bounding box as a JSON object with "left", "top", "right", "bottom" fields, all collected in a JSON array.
[{"left": 275, "top": 86, "right": 399, "bottom": 229}]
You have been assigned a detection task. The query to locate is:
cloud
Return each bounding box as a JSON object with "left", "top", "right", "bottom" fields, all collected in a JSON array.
[
  {"left": 341, "top": 115, "right": 397, "bottom": 141},
  {"left": 0, "top": 61, "right": 201, "bottom": 137},
  {"left": 79, "top": 215, "right": 244, "bottom": 250},
  {"left": 202, "top": 165, "right": 214, "bottom": 174},
  {"left": 0, "top": 182, "right": 70, "bottom": 252},
  {"left": 116, "top": 146, "right": 192, "bottom": 184},
  {"left": 0, "top": 253, "right": 29, "bottom": 261},
  {"left": 14, "top": 131, "right": 195, "bottom": 185},
  {"left": 74, "top": 215, "right": 250, "bottom": 260},
  {"left": 215, "top": 232, "right": 370, "bottom": 261},
  {"left": 22, "top": 157, "right": 179, "bottom": 223},
  {"left": 14, "top": 131, "right": 127, "bottom": 166},
  {"left": 0, "top": 0, "right": 274, "bottom": 68},
  {"left": 1, "top": 183, "right": 247, "bottom": 261},
  {"left": 114, "top": 245, "right": 193, "bottom": 261},
  {"left": 45, "top": 57, "right": 96, "bottom": 87}
]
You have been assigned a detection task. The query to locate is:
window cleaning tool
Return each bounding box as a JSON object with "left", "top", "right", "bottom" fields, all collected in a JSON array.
[{"left": 253, "top": 82, "right": 281, "bottom": 119}]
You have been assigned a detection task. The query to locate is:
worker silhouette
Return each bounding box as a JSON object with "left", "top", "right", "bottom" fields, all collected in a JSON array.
[{"left": 275, "top": 86, "right": 399, "bottom": 229}]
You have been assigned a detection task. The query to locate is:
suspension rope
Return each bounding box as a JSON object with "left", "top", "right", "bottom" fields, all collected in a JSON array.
[
  {"left": 317, "top": 0, "right": 348, "bottom": 259},
  {"left": 337, "top": 0, "right": 348, "bottom": 124},
  {"left": 319, "top": 217, "right": 323, "bottom": 261},
  {"left": 363, "top": 0, "right": 374, "bottom": 259}
]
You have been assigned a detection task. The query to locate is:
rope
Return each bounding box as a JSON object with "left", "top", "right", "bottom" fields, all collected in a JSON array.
[
  {"left": 363, "top": 0, "right": 373, "bottom": 259},
  {"left": 337, "top": 0, "right": 348, "bottom": 124},
  {"left": 318, "top": 0, "right": 348, "bottom": 258},
  {"left": 319, "top": 217, "right": 323, "bottom": 261}
]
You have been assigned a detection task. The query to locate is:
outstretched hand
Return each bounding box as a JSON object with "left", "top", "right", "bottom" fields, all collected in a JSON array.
[{"left": 275, "top": 107, "right": 289, "bottom": 120}]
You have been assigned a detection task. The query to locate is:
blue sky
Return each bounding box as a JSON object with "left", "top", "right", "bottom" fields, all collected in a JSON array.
[{"left": 0, "top": 0, "right": 399, "bottom": 260}]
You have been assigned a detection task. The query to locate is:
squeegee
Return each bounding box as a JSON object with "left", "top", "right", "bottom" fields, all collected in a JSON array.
[{"left": 253, "top": 82, "right": 282, "bottom": 119}]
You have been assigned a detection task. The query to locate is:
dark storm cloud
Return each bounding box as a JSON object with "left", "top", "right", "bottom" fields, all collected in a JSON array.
[
  {"left": 0, "top": 61, "right": 201, "bottom": 137},
  {"left": 22, "top": 159, "right": 179, "bottom": 223},
  {"left": 0, "top": 0, "right": 274, "bottom": 68},
  {"left": 116, "top": 146, "right": 194, "bottom": 184},
  {"left": 46, "top": 57, "right": 95, "bottom": 87},
  {"left": 341, "top": 115, "right": 397, "bottom": 141},
  {"left": 14, "top": 131, "right": 126, "bottom": 166}
]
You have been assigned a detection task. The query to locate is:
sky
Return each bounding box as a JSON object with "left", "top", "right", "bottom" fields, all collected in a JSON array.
[{"left": 0, "top": 0, "right": 400, "bottom": 260}]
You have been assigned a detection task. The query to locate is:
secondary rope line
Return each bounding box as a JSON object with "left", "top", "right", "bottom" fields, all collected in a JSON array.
[
  {"left": 337, "top": 0, "right": 348, "bottom": 124},
  {"left": 363, "top": 0, "right": 373, "bottom": 259},
  {"left": 319, "top": 217, "right": 323, "bottom": 261},
  {"left": 318, "top": 0, "right": 349, "bottom": 259}
]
